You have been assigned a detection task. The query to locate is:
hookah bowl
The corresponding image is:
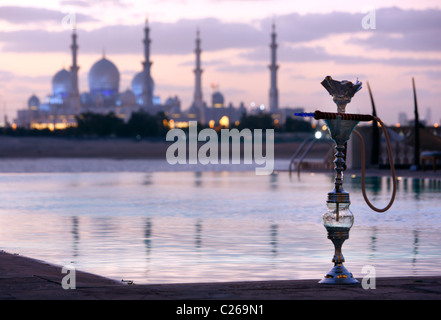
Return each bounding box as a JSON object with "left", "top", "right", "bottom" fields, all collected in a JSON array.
[{"left": 319, "top": 76, "right": 361, "bottom": 284}]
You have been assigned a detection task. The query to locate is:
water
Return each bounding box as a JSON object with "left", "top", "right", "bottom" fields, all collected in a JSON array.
[{"left": 0, "top": 158, "right": 440, "bottom": 284}]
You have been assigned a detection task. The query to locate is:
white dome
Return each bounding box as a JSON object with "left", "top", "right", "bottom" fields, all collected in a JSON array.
[
  {"left": 131, "top": 71, "right": 154, "bottom": 97},
  {"left": 88, "top": 57, "right": 120, "bottom": 95},
  {"left": 28, "top": 94, "right": 40, "bottom": 108},
  {"left": 52, "top": 69, "right": 71, "bottom": 97}
]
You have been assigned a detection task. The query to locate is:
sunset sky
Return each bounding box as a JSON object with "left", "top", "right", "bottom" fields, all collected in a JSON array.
[{"left": 0, "top": 0, "right": 440, "bottom": 125}]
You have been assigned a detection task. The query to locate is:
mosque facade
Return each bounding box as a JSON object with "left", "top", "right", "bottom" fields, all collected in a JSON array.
[{"left": 16, "top": 22, "right": 300, "bottom": 131}]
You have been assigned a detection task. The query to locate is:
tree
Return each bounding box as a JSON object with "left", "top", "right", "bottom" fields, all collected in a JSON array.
[
  {"left": 125, "top": 111, "right": 168, "bottom": 137},
  {"left": 284, "top": 117, "right": 313, "bottom": 132},
  {"left": 126, "top": 111, "right": 157, "bottom": 137},
  {"left": 75, "top": 112, "right": 125, "bottom": 136},
  {"left": 237, "top": 113, "right": 275, "bottom": 130}
]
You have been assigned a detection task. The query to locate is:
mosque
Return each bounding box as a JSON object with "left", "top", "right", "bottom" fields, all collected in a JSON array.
[{"left": 16, "top": 22, "right": 299, "bottom": 131}]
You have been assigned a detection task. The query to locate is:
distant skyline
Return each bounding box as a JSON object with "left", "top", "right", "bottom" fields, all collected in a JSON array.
[{"left": 1, "top": 0, "right": 441, "bottom": 125}]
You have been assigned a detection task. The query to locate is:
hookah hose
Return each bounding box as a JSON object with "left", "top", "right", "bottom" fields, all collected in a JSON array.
[
  {"left": 302, "top": 110, "right": 397, "bottom": 212},
  {"left": 353, "top": 117, "right": 396, "bottom": 213}
]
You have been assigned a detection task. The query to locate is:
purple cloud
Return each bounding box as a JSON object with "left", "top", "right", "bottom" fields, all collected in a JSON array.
[
  {"left": 347, "top": 7, "right": 441, "bottom": 52},
  {"left": 0, "top": 5, "right": 96, "bottom": 24},
  {"left": 0, "top": 6, "right": 440, "bottom": 61}
]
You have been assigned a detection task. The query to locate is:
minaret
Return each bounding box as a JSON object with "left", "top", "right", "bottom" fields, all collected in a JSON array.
[
  {"left": 269, "top": 23, "right": 279, "bottom": 113},
  {"left": 142, "top": 19, "right": 153, "bottom": 109},
  {"left": 69, "top": 28, "right": 81, "bottom": 113},
  {"left": 193, "top": 28, "right": 205, "bottom": 125}
]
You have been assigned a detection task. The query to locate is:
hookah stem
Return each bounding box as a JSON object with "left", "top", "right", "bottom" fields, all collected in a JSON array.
[
  {"left": 295, "top": 111, "right": 396, "bottom": 212},
  {"left": 335, "top": 142, "right": 347, "bottom": 223},
  {"left": 334, "top": 142, "right": 347, "bottom": 222},
  {"left": 353, "top": 116, "right": 397, "bottom": 212}
]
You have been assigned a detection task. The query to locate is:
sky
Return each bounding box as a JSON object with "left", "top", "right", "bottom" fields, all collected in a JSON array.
[{"left": 0, "top": 0, "right": 441, "bottom": 125}]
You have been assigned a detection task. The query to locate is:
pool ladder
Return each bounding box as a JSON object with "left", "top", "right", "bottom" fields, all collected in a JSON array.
[{"left": 288, "top": 136, "right": 320, "bottom": 177}]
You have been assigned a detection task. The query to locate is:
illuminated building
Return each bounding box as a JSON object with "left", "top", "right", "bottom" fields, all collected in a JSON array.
[
  {"left": 15, "top": 23, "right": 308, "bottom": 131},
  {"left": 16, "top": 22, "right": 178, "bottom": 130}
]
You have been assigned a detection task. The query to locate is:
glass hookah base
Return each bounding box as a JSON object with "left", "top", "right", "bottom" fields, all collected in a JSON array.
[{"left": 319, "top": 264, "right": 359, "bottom": 284}]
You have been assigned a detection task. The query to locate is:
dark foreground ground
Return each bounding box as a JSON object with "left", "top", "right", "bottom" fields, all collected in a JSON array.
[{"left": 1, "top": 250, "right": 440, "bottom": 301}]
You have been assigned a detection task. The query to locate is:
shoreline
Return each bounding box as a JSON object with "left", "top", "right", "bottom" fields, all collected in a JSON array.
[
  {"left": 0, "top": 135, "right": 439, "bottom": 178},
  {"left": 0, "top": 135, "right": 331, "bottom": 159},
  {"left": 1, "top": 250, "right": 440, "bottom": 300}
]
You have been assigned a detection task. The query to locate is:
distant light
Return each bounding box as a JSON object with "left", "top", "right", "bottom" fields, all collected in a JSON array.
[
  {"left": 219, "top": 115, "right": 229, "bottom": 128},
  {"left": 259, "top": 104, "right": 265, "bottom": 111},
  {"left": 435, "top": 123, "right": 439, "bottom": 128},
  {"left": 250, "top": 102, "right": 256, "bottom": 108},
  {"left": 315, "top": 131, "right": 322, "bottom": 139},
  {"left": 321, "top": 125, "right": 327, "bottom": 131},
  {"left": 396, "top": 123, "right": 401, "bottom": 128}
]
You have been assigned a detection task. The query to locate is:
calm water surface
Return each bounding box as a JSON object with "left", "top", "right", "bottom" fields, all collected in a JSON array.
[{"left": 0, "top": 159, "right": 440, "bottom": 284}]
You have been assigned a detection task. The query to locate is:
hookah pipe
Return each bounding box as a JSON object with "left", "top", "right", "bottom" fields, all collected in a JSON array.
[
  {"left": 297, "top": 76, "right": 397, "bottom": 284},
  {"left": 296, "top": 110, "right": 397, "bottom": 213}
]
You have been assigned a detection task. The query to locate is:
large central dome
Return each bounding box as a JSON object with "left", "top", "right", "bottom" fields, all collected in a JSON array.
[{"left": 88, "top": 57, "right": 120, "bottom": 95}]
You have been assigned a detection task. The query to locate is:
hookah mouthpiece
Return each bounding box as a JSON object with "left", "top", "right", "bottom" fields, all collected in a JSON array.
[{"left": 295, "top": 111, "right": 374, "bottom": 122}]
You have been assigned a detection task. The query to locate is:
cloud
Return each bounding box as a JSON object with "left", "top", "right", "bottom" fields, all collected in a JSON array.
[
  {"left": 0, "top": 29, "right": 71, "bottom": 53},
  {"left": 347, "top": 7, "right": 441, "bottom": 52},
  {"left": 0, "top": 17, "right": 263, "bottom": 55},
  {"left": 153, "top": 18, "right": 263, "bottom": 54},
  {"left": 0, "top": 70, "right": 14, "bottom": 82},
  {"left": 423, "top": 70, "right": 441, "bottom": 80},
  {"left": 0, "top": 70, "right": 52, "bottom": 84},
  {"left": 0, "top": 5, "right": 96, "bottom": 25},
  {"left": 241, "top": 43, "right": 441, "bottom": 66},
  {"left": 0, "top": 6, "right": 440, "bottom": 61},
  {"left": 373, "top": 6, "right": 441, "bottom": 34},
  {"left": 60, "top": 0, "right": 129, "bottom": 8},
  {"left": 349, "top": 30, "right": 441, "bottom": 52},
  {"left": 402, "top": 69, "right": 441, "bottom": 81},
  {"left": 214, "top": 63, "right": 263, "bottom": 73},
  {"left": 60, "top": 1, "right": 92, "bottom": 7},
  {"left": 265, "top": 11, "right": 362, "bottom": 43}
]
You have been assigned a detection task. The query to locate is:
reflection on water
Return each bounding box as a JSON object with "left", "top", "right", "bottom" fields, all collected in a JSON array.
[
  {"left": 412, "top": 230, "right": 419, "bottom": 268},
  {"left": 195, "top": 219, "right": 202, "bottom": 249},
  {"left": 270, "top": 223, "right": 278, "bottom": 256},
  {"left": 0, "top": 165, "right": 440, "bottom": 284},
  {"left": 369, "top": 226, "right": 377, "bottom": 257},
  {"left": 71, "top": 216, "right": 80, "bottom": 259}
]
